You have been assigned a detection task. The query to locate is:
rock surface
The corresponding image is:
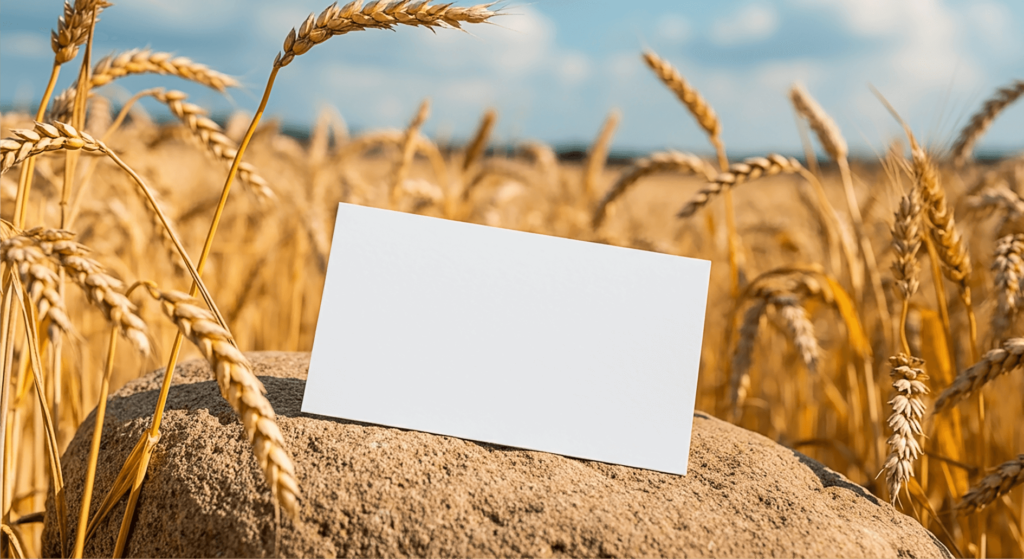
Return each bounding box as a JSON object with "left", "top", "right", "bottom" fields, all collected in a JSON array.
[{"left": 44, "top": 351, "right": 949, "bottom": 558}]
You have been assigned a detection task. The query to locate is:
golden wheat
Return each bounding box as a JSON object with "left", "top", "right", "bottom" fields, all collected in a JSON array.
[
  {"left": 275, "top": 1, "right": 498, "bottom": 68},
  {"left": 677, "top": 155, "right": 803, "bottom": 218},
  {"left": 146, "top": 287, "right": 300, "bottom": 516},
  {"left": 882, "top": 354, "right": 927, "bottom": 503}
]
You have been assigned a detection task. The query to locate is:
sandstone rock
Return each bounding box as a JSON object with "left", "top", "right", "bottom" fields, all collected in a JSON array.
[{"left": 44, "top": 352, "right": 949, "bottom": 558}]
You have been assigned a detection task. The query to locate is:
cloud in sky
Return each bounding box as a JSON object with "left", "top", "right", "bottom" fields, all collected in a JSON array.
[
  {"left": 710, "top": 4, "right": 780, "bottom": 46},
  {"left": 1, "top": 0, "right": 1022, "bottom": 155}
]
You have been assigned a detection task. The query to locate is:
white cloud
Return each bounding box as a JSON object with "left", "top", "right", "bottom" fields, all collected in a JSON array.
[
  {"left": 556, "top": 52, "right": 591, "bottom": 86},
  {"left": 655, "top": 15, "right": 691, "bottom": 44},
  {"left": 711, "top": 4, "right": 779, "bottom": 46},
  {"left": 1, "top": 32, "right": 49, "bottom": 58}
]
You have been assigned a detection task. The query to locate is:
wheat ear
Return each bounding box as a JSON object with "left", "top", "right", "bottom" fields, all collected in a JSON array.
[
  {"left": 933, "top": 338, "right": 1024, "bottom": 413},
  {"left": 730, "top": 284, "right": 822, "bottom": 409},
  {"left": 50, "top": 49, "right": 239, "bottom": 123},
  {"left": 1, "top": 121, "right": 107, "bottom": 173},
  {"left": 592, "top": 151, "right": 714, "bottom": 228},
  {"left": 152, "top": 90, "right": 274, "bottom": 201},
  {"left": 582, "top": 109, "right": 620, "bottom": 201},
  {"left": 891, "top": 190, "right": 922, "bottom": 354},
  {"left": 145, "top": 287, "right": 300, "bottom": 516},
  {"left": 28, "top": 228, "right": 151, "bottom": 354},
  {"left": 0, "top": 235, "right": 74, "bottom": 341},
  {"left": 891, "top": 190, "right": 923, "bottom": 301},
  {"left": 910, "top": 139, "right": 978, "bottom": 361},
  {"left": 391, "top": 98, "right": 431, "bottom": 208},
  {"left": 912, "top": 144, "right": 971, "bottom": 285},
  {"left": 52, "top": 0, "right": 111, "bottom": 64},
  {"left": 882, "top": 354, "right": 928, "bottom": 504},
  {"left": 957, "top": 455, "right": 1024, "bottom": 514},
  {"left": 966, "top": 183, "right": 1024, "bottom": 218},
  {"left": 788, "top": 83, "right": 847, "bottom": 161},
  {"left": 773, "top": 294, "right": 820, "bottom": 374},
  {"left": 731, "top": 298, "right": 766, "bottom": 409},
  {"left": 992, "top": 234, "right": 1024, "bottom": 341},
  {"left": 92, "top": 48, "right": 238, "bottom": 90},
  {"left": 274, "top": 1, "right": 498, "bottom": 68},
  {"left": 952, "top": 80, "right": 1024, "bottom": 167},
  {"left": 677, "top": 154, "right": 803, "bottom": 218},
  {"left": 463, "top": 108, "right": 496, "bottom": 173},
  {"left": 642, "top": 50, "right": 720, "bottom": 141}
]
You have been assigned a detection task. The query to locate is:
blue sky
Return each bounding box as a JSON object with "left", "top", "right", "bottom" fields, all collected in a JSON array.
[{"left": 2, "top": 0, "right": 1023, "bottom": 156}]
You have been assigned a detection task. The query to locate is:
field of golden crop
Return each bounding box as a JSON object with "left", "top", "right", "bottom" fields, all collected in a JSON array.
[{"left": 3, "top": 1, "right": 1024, "bottom": 558}]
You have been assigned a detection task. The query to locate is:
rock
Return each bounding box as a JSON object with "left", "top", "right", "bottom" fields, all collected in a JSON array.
[{"left": 44, "top": 352, "right": 949, "bottom": 558}]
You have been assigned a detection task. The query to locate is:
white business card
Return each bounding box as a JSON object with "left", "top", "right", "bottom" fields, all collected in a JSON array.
[{"left": 302, "top": 203, "right": 710, "bottom": 474}]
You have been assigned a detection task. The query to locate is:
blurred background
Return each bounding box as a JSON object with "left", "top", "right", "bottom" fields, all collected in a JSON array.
[{"left": 3, "top": 0, "right": 1023, "bottom": 158}]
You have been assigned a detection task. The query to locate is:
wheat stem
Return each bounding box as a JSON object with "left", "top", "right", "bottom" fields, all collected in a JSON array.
[{"left": 71, "top": 327, "right": 116, "bottom": 559}]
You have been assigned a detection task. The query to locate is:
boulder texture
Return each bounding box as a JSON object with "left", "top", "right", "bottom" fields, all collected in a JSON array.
[{"left": 44, "top": 352, "right": 949, "bottom": 558}]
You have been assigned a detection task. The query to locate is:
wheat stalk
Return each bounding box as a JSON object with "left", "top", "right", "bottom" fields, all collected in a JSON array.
[
  {"left": 882, "top": 353, "right": 928, "bottom": 504},
  {"left": 592, "top": 151, "right": 714, "bottom": 228},
  {"left": 27, "top": 228, "right": 150, "bottom": 354},
  {"left": 952, "top": 80, "right": 1024, "bottom": 167},
  {"left": 957, "top": 455, "right": 1024, "bottom": 514},
  {"left": 152, "top": 90, "right": 274, "bottom": 201},
  {"left": 934, "top": 338, "right": 1024, "bottom": 413},
  {"left": 677, "top": 154, "right": 803, "bottom": 218},
  {"left": 51, "top": 0, "right": 111, "bottom": 65},
  {"left": 274, "top": 0, "right": 498, "bottom": 68},
  {"left": 144, "top": 286, "right": 300, "bottom": 516},
  {"left": 991, "top": 234, "right": 1024, "bottom": 341}
]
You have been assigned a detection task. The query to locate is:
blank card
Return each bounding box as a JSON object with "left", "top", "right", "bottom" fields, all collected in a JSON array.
[{"left": 302, "top": 203, "right": 711, "bottom": 474}]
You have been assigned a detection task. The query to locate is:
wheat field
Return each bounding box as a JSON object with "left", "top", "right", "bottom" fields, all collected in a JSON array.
[{"left": 2, "top": 1, "right": 1024, "bottom": 557}]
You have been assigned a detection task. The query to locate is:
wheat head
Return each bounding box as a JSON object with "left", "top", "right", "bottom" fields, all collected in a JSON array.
[
  {"left": 883, "top": 354, "right": 928, "bottom": 504},
  {"left": 148, "top": 287, "right": 300, "bottom": 516},
  {"left": 49, "top": 49, "right": 239, "bottom": 123},
  {"left": 463, "top": 108, "right": 496, "bottom": 173},
  {"left": 0, "top": 235, "right": 74, "bottom": 342},
  {"left": 890, "top": 189, "right": 922, "bottom": 300},
  {"left": 1, "top": 121, "right": 107, "bottom": 175},
  {"left": 677, "top": 154, "right": 803, "bottom": 218},
  {"left": 27, "top": 228, "right": 151, "bottom": 354},
  {"left": 152, "top": 90, "right": 274, "bottom": 201},
  {"left": 957, "top": 455, "right": 1024, "bottom": 514},
  {"left": 275, "top": 1, "right": 498, "bottom": 68},
  {"left": 642, "top": 50, "right": 720, "bottom": 140},
  {"left": 593, "top": 151, "right": 714, "bottom": 228},
  {"left": 788, "top": 82, "right": 847, "bottom": 162},
  {"left": 933, "top": 338, "right": 1024, "bottom": 413},
  {"left": 991, "top": 234, "right": 1024, "bottom": 340},
  {"left": 952, "top": 80, "right": 1024, "bottom": 167},
  {"left": 911, "top": 143, "right": 971, "bottom": 285},
  {"left": 52, "top": 0, "right": 112, "bottom": 64}
]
